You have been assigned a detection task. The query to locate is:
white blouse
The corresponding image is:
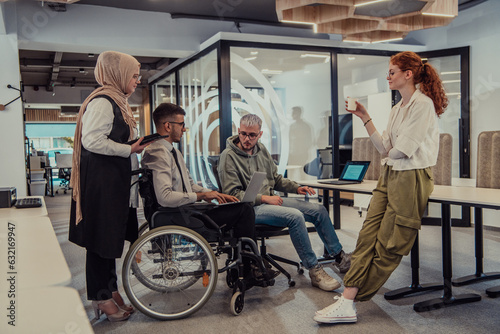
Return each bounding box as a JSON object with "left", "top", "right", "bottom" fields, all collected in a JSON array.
[
  {"left": 81, "top": 97, "right": 140, "bottom": 208},
  {"left": 369, "top": 89, "right": 440, "bottom": 171}
]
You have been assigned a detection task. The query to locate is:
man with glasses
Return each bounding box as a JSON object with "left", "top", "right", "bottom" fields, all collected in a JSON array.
[
  {"left": 141, "top": 103, "right": 278, "bottom": 283},
  {"left": 219, "top": 114, "right": 351, "bottom": 291}
]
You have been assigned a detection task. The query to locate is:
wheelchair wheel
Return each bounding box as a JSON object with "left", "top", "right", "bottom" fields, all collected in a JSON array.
[
  {"left": 230, "top": 291, "right": 244, "bottom": 316},
  {"left": 138, "top": 221, "right": 149, "bottom": 236},
  {"left": 123, "top": 225, "right": 218, "bottom": 320}
]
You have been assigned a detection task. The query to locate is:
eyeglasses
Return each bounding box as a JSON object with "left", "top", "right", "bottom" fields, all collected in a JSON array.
[
  {"left": 165, "top": 121, "right": 186, "bottom": 129},
  {"left": 239, "top": 131, "right": 259, "bottom": 139},
  {"left": 387, "top": 70, "right": 404, "bottom": 78},
  {"left": 132, "top": 75, "right": 142, "bottom": 83}
]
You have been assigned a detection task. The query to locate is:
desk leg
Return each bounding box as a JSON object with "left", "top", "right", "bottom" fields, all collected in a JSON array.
[
  {"left": 384, "top": 233, "right": 443, "bottom": 300},
  {"left": 413, "top": 203, "right": 481, "bottom": 312},
  {"left": 453, "top": 207, "right": 500, "bottom": 286}
]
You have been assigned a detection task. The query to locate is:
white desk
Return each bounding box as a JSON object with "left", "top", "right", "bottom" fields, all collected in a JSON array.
[
  {"left": 0, "top": 286, "right": 94, "bottom": 333},
  {"left": 298, "top": 179, "right": 500, "bottom": 311},
  {"left": 0, "top": 196, "right": 48, "bottom": 218},
  {"left": 0, "top": 216, "right": 71, "bottom": 290}
]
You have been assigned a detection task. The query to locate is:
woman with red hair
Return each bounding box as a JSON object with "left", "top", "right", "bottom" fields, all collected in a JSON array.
[{"left": 314, "top": 51, "right": 448, "bottom": 324}]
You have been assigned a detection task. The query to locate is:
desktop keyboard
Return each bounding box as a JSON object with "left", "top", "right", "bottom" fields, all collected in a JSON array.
[{"left": 15, "top": 197, "right": 42, "bottom": 209}]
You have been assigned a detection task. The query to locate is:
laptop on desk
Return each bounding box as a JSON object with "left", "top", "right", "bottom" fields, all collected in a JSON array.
[
  {"left": 317, "top": 161, "right": 370, "bottom": 185},
  {"left": 219, "top": 171, "right": 266, "bottom": 205}
]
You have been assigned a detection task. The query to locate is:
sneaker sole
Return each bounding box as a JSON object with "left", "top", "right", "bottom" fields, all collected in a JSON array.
[{"left": 313, "top": 315, "right": 357, "bottom": 324}]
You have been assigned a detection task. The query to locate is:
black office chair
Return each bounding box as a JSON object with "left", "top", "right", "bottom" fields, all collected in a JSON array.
[
  {"left": 56, "top": 168, "right": 71, "bottom": 194},
  {"left": 208, "top": 156, "right": 302, "bottom": 287},
  {"left": 122, "top": 169, "right": 275, "bottom": 320},
  {"left": 55, "top": 152, "right": 72, "bottom": 194}
]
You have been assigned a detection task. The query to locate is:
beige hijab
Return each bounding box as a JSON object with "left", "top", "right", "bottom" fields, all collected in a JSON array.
[{"left": 70, "top": 51, "right": 141, "bottom": 224}]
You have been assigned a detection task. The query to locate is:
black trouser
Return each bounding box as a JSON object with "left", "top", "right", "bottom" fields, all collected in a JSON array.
[
  {"left": 86, "top": 251, "right": 118, "bottom": 301},
  {"left": 204, "top": 202, "right": 256, "bottom": 241}
]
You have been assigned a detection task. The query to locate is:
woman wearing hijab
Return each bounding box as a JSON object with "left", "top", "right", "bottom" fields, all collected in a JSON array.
[{"left": 69, "top": 51, "right": 149, "bottom": 322}]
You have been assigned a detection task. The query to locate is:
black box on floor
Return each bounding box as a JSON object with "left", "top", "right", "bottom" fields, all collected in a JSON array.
[{"left": 0, "top": 187, "right": 17, "bottom": 208}]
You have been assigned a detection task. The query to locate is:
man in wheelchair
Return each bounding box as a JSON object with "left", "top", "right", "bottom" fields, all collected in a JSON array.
[{"left": 141, "top": 103, "right": 279, "bottom": 287}]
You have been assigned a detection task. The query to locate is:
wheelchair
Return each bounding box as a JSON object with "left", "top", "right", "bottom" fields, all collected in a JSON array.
[{"left": 122, "top": 169, "right": 276, "bottom": 320}]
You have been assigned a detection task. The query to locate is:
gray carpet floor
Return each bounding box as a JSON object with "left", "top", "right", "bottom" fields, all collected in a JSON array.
[{"left": 46, "top": 193, "right": 500, "bottom": 334}]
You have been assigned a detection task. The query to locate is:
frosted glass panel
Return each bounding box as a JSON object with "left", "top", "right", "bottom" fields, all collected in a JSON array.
[
  {"left": 178, "top": 50, "right": 220, "bottom": 189},
  {"left": 230, "top": 47, "right": 331, "bottom": 182}
]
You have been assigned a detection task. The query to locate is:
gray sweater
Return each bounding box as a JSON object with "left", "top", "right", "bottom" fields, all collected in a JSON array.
[{"left": 219, "top": 135, "right": 299, "bottom": 206}]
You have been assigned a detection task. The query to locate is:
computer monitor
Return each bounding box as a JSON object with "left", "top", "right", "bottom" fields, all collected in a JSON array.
[{"left": 328, "top": 114, "right": 353, "bottom": 146}]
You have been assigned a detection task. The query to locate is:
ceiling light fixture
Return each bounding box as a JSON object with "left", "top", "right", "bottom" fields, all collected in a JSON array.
[
  {"left": 441, "top": 71, "right": 462, "bottom": 75},
  {"left": 354, "top": 0, "right": 389, "bottom": 8},
  {"left": 280, "top": 20, "right": 318, "bottom": 33},
  {"left": 344, "top": 40, "right": 371, "bottom": 44},
  {"left": 261, "top": 69, "right": 283, "bottom": 75},
  {"left": 244, "top": 57, "right": 257, "bottom": 61},
  {"left": 300, "top": 54, "right": 329, "bottom": 59},
  {"left": 372, "top": 37, "right": 403, "bottom": 44},
  {"left": 442, "top": 80, "right": 461, "bottom": 84},
  {"left": 422, "top": 12, "right": 456, "bottom": 18}
]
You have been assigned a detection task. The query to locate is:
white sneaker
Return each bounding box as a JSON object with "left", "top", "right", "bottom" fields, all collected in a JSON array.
[
  {"left": 309, "top": 265, "right": 341, "bottom": 291},
  {"left": 314, "top": 296, "right": 357, "bottom": 323}
]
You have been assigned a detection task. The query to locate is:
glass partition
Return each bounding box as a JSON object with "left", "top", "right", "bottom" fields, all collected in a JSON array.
[
  {"left": 230, "top": 47, "right": 331, "bottom": 181},
  {"left": 178, "top": 49, "right": 219, "bottom": 189},
  {"left": 154, "top": 72, "right": 177, "bottom": 110},
  {"left": 427, "top": 55, "right": 461, "bottom": 178}
]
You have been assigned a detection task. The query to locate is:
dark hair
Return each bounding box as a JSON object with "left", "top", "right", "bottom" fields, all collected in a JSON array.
[
  {"left": 153, "top": 103, "right": 186, "bottom": 129},
  {"left": 390, "top": 51, "right": 448, "bottom": 117}
]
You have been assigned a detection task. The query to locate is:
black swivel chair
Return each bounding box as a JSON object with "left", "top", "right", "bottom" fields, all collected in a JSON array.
[
  {"left": 208, "top": 156, "right": 302, "bottom": 287},
  {"left": 55, "top": 152, "right": 72, "bottom": 194}
]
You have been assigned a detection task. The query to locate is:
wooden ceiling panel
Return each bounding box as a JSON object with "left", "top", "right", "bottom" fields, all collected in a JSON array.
[{"left": 276, "top": 0, "right": 458, "bottom": 42}]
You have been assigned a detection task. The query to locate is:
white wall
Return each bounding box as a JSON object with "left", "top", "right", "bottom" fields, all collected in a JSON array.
[{"left": 0, "top": 3, "right": 27, "bottom": 196}]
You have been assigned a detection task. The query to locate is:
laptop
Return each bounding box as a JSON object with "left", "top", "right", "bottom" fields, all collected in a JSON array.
[
  {"left": 219, "top": 171, "right": 266, "bottom": 205},
  {"left": 318, "top": 161, "right": 371, "bottom": 185}
]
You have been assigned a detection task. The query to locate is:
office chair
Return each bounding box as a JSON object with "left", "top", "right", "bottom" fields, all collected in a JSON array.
[
  {"left": 55, "top": 152, "right": 73, "bottom": 194},
  {"left": 463, "top": 131, "right": 500, "bottom": 297},
  {"left": 208, "top": 156, "right": 301, "bottom": 287}
]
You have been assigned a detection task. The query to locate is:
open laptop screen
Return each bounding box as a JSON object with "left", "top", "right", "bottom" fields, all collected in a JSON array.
[{"left": 339, "top": 161, "right": 370, "bottom": 182}]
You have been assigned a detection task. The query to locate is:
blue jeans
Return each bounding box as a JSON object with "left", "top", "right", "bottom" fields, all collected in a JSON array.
[{"left": 254, "top": 198, "right": 343, "bottom": 269}]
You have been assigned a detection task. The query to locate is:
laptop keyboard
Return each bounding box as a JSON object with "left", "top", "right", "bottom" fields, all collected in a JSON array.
[{"left": 15, "top": 197, "right": 43, "bottom": 209}]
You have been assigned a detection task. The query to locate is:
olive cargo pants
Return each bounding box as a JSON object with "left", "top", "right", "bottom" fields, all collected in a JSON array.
[{"left": 343, "top": 165, "right": 434, "bottom": 302}]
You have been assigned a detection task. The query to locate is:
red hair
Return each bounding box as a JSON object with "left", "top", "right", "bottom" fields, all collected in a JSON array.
[{"left": 390, "top": 51, "right": 448, "bottom": 117}]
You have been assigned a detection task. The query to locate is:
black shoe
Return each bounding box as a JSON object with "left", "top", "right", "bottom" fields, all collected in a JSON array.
[{"left": 251, "top": 263, "right": 280, "bottom": 281}]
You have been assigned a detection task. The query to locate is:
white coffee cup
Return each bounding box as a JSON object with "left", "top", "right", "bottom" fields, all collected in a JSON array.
[{"left": 347, "top": 97, "right": 357, "bottom": 111}]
